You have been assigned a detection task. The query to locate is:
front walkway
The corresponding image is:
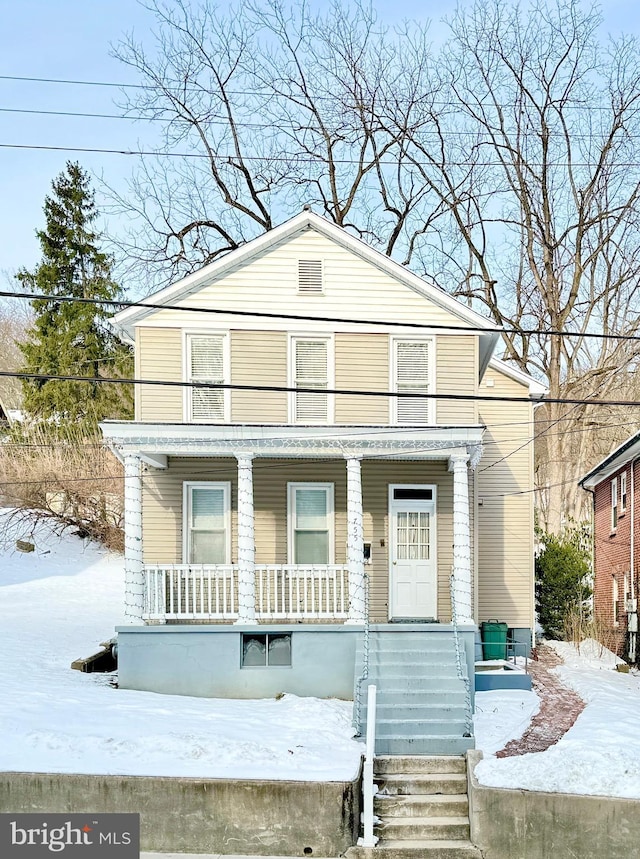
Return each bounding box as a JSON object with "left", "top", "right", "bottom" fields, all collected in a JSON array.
[{"left": 496, "top": 644, "right": 585, "bottom": 757}]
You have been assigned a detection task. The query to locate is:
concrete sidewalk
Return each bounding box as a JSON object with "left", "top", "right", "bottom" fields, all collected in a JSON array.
[{"left": 141, "top": 855, "right": 337, "bottom": 859}]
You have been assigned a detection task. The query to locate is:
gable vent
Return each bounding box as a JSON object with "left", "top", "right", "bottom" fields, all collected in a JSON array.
[{"left": 298, "top": 259, "right": 323, "bottom": 294}]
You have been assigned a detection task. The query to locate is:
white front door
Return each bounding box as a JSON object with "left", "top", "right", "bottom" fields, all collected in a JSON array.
[{"left": 389, "top": 485, "right": 437, "bottom": 620}]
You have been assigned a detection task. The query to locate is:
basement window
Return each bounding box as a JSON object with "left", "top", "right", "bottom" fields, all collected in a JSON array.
[{"left": 241, "top": 633, "right": 292, "bottom": 667}]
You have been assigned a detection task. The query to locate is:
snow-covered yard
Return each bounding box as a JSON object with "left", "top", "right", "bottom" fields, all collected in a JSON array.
[{"left": 2, "top": 508, "right": 640, "bottom": 797}]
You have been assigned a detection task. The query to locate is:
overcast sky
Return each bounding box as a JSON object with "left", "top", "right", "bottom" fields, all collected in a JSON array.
[{"left": 0, "top": 0, "right": 637, "bottom": 286}]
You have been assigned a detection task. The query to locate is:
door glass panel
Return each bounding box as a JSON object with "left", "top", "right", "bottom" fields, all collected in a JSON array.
[{"left": 396, "top": 509, "right": 430, "bottom": 561}]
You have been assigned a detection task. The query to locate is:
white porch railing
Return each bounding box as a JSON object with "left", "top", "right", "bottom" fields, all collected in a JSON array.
[{"left": 142, "top": 564, "right": 349, "bottom": 622}]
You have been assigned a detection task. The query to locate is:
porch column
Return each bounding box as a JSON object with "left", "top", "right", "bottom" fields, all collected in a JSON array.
[
  {"left": 449, "top": 452, "right": 474, "bottom": 625},
  {"left": 235, "top": 453, "right": 257, "bottom": 624},
  {"left": 123, "top": 452, "right": 144, "bottom": 623},
  {"left": 346, "top": 455, "right": 366, "bottom": 623}
]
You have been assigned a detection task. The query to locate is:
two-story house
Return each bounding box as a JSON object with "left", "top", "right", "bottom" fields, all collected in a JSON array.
[
  {"left": 580, "top": 432, "right": 640, "bottom": 663},
  {"left": 101, "top": 211, "right": 543, "bottom": 754}
]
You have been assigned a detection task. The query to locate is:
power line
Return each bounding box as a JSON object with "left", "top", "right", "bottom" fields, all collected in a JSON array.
[
  {"left": 2, "top": 105, "right": 635, "bottom": 141},
  {"left": 3, "top": 289, "right": 640, "bottom": 345},
  {"left": 0, "top": 141, "right": 637, "bottom": 170},
  {"left": 3, "top": 367, "right": 640, "bottom": 407},
  {"left": 0, "top": 74, "right": 626, "bottom": 115}
]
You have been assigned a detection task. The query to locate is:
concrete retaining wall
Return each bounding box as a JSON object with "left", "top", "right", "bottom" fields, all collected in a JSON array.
[
  {"left": 0, "top": 771, "right": 361, "bottom": 856},
  {"left": 468, "top": 750, "right": 640, "bottom": 858}
]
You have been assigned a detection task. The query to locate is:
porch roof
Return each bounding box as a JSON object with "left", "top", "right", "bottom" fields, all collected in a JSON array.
[{"left": 100, "top": 421, "right": 484, "bottom": 467}]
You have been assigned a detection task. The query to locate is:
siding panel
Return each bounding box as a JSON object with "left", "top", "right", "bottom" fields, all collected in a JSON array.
[
  {"left": 476, "top": 366, "right": 535, "bottom": 628},
  {"left": 335, "top": 334, "right": 388, "bottom": 424},
  {"left": 137, "top": 327, "right": 183, "bottom": 422},
  {"left": 231, "top": 330, "right": 288, "bottom": 423}
]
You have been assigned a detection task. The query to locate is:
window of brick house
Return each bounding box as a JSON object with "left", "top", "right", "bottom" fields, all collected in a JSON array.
[{"left": 611, "top": 477, "right": 618, "bottom": 531}]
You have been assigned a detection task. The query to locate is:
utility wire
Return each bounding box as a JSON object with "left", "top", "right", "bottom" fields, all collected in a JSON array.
[
  {"left": 3, "top": 368, "right": 640, "bottom": 407},
  {"left": 0, "top": 141, "right": 635, "bottom": 169},
  {"left": 3, "top": 289, "right": 639, "bottom": 345},
  {"left": 1, "top": 105, "right": 635, "bottom": 141}
]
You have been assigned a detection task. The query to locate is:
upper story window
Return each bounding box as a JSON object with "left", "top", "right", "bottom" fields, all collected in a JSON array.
[
  {"left": 298, "top": 259, "right": 323, "bottom": 294},
  {"left": 288, "top": 483, "right": 334, "bottom": 564},
  {"left": 290, "top": 336, "right": 333, "bottom": 424},
  {"left": 611, "top": 477, "right": 618, "bottom": 531},
  {"left": 621, "top": 470, "right": 627, "bottom": 513},
  {"left": 185, "top": 333, "right": 228, "bottom": 422},
  {"left": 184, "top": 482, "right": 231, "bottom": 565},
  {"left": 391, "top": 338, "right": 434, "bottom": 424}
]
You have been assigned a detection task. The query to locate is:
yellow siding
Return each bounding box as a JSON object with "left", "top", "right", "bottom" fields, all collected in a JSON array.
[
  {"left": 477, "top": 366, "right": 535, "bottom": 628},
  {"left": 142, "top": 456, "right": 466, "bottom": 623},
  {"left": 436, "top": 336, "right": 478, "bottom": 424},
  {"left": 137, "top": 327, "right": 183, "bottom": 422},
  {"left": 136, "top": 229, "right": 478, "bottom": 331},
  {"left": 231, "top": 330, "right": 288, "bottom": 423},
  {"left": 335, "top": 334, "right": 389, "bottom": 424}
]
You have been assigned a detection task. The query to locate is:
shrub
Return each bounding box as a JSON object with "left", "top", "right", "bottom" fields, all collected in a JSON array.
[
  {"left": 535, "top": 524, "right": 592, "bottom": 640},
  {"left": 0, "top": 423, "right": 123, "bottom": 551}
]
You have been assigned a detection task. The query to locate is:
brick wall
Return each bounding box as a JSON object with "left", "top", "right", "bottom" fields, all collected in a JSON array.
[{"left": 592, "top": 459, "right": 640, "bottom": 657}]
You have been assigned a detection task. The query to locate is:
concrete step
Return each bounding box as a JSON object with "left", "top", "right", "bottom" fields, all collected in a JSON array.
[
  {"left": 375, "top": 755, "right": 467, "bottom": 775},
  {"left": 376, "top": 737, "right": 474, "bottom": 756},
  {"left": 375, "top": 719, "right": 468, "bottom": 737},
  {"left": 375, "top": 793, "right": 469, "bottom": 818},
  {"left": 376, "top": 773, "right": 468, "bottom": 796},
  {"left": 362, "top": 690, "right": 468, "bottom": 708},
  {"left": 345, "top": 840, "right": 483, "bottom": 858},
  {"left": 357, "top": 677, "right": 467, "bottom": 692},
  {"left": 359, "top": 662, "right": 465, "bottom": 677},
  {"left": 357, "top": 648, "right": 461, "bottom": 661},
  {"left": 364, "top": 706, "right": 468, "bottom": 722},
  {"left": 376, "top": 816, "right": 470, "bottom": 842},
  {"left": 362, "top": 633, "right": 458, "bottom": 645}
]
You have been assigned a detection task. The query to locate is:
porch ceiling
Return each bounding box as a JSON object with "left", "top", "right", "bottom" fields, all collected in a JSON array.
[{"left": 100, "top": 421, "right": 484, "bottom": 465}]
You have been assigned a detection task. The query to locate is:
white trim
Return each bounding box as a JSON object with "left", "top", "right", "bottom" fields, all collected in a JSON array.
[
  {"left": 387, "top": 483, "right": 438, "bottom": 621},
  {"left": 183, "top": 481, "right": 232, "bottom": 565},
  {"left": 611, "top": 476, "right": 619, "bottom": 532},
  {"left": 183, "top": 330, "right": 231, "bottom": 423},
  {"left": 390, "top": 336, "right": 436, "bottom": 425},
  {"left": 488, "top": 357, "right": 547, "bottom": 397},
  {"left": 288, "top": 333, "right": 335, "bottom": 424},
  {"left": 287, "top": 482, "right": 335, "bottom": 565}
]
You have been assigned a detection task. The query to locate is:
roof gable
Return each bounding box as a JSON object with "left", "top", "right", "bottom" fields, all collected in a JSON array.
[{"left": 113, "top": 211, "right": 501, "bottom": 370}]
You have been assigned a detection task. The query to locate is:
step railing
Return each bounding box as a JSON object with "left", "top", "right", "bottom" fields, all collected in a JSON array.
[{"left": 358, "top": 683, "right": 378, "bottom": 848}]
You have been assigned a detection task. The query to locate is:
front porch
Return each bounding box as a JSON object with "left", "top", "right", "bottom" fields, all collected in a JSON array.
[{"left": 101, "top": 422, "right": 484, "bottom": 629}]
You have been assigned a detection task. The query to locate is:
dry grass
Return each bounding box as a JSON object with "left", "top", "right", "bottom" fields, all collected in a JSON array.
[
  {"left": 0, "top": 424, "right": 124, "bottom": 551},
  {"left": 563, "top": 606, "right": 623, "bottom": 657}
]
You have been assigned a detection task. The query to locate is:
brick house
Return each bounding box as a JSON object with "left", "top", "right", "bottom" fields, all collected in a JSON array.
[{"left": 579, "top": 432, "right": 640, "bottom": 661}]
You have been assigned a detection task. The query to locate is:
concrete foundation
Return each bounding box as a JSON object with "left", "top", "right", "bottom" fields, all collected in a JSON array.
[
  {"left": 117, "top": 624, "right": 359, "bottom": 699},
  {"left": 468, "top": 750, "right": 640, "bottom": 858},
  {"left": 0, "top": 771, "right": 361, "bottom": 856}
]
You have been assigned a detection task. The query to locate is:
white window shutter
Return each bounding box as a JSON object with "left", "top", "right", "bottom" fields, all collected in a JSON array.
[
  {"left": 298, "top": 260, "right": 323, "bottom": 294},
  {"left": 189, "top": 335, "right": 225, "bottom": 421},
  {"left": 295, "top": 338, "right": 328, "bottom": 422},
  {"left": 396, "top": 340, "right": 431, "bottom": 424}
]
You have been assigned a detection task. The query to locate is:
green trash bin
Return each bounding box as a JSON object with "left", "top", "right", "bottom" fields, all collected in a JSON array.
[{"left": 481, "top": 620, "right": 508, "bottom": 660}]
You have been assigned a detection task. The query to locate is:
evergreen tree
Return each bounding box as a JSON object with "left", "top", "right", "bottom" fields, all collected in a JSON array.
[{"left": 17, "top": 163, "right": 133, "bottom": 432}]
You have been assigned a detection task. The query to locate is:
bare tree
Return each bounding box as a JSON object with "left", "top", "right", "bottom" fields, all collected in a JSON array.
[
  {"left": 110, "top": 0, "right": 442, "bottom": 287},
  {"left": 110, "top": 0, "right": 640, "bottom": 530},
  {"left": 401, "top": 0, "right": 640, "bottom": 529}
]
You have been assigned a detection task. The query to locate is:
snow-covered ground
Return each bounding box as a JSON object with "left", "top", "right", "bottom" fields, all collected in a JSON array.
[
  {"left": 0, "top": 510, "right": 362, "bottom": 781},
  {"left": 474, "top": 640, "right": 640, "bottom": 798},
  {"left": 2, "top": 509, "right": 640, "bottom": 797}
]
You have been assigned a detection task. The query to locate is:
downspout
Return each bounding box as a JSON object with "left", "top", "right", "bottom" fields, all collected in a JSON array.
[{"left": 629, "top": 459, "right": 639, "bottom": 663}]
